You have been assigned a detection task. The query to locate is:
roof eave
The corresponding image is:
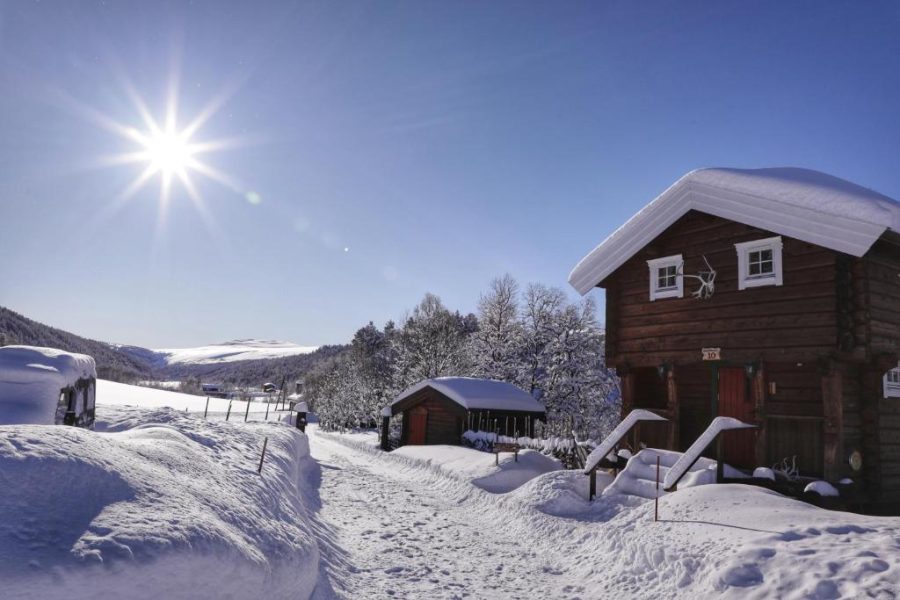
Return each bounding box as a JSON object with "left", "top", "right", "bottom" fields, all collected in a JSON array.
[{"left": 569, "top": 181, "right": 889, "bottom": 295}]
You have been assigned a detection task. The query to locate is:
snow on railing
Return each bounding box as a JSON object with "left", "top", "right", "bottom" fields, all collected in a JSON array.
[
  {"left": 461, "top": 430, "right": 591, "bottom": 457},
  {"left": 583, "top": 409, "right": 668, "bottom": 474},
  {"left": 663, "top": 416, "right": 755, "bottom": 491}
]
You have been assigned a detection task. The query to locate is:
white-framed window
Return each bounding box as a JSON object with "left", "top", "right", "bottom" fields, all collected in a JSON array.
[
  {"left": 885, "top": 365, "right": 900, "bottom": 399},
  {"left": 735, "top": 236, "right": 783, "bottom": 290},
  {"left": 647, "top": 254, "right": 684, "bottom": 301}
]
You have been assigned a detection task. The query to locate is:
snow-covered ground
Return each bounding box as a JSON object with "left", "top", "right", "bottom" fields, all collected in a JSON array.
[
  {"left": 1, "top": 407, "right": 318, "bottom": 600},
  {"left": 4, "top": 381, "right": 899, "bottom": 599},
  {"left": 99, "top": 379, "right": 283, "bottom": 418},
  {"left": 152, "top": 339, "right": 318, "bottom": 365},
  {"left": 310, "top": 428, "right": 900, "bottom": 599}
]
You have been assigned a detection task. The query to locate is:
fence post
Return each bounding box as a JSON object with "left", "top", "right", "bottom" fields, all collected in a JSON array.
[
  {"left": 244, "top": 396, "right": 251, "bottom": 422},
  {"left": 265, "top": 399, "right": 270, "bottom": 421},
  {"left": 226, "top": 400, "right": 232, "bottom": 421},
  {"left": 257, "top": 437, "right": 269, "bottom": 474},
  {"left": 203, "top": 396, "right": 210, "bottom": 419}
]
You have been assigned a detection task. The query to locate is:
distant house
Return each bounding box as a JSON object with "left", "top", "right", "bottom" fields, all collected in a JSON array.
[
  {"left": 381, "top": 377, "right": 546, "bottom": 448},
  {"left": 569, "top": 167, "right": 900, "bottom": 509}
]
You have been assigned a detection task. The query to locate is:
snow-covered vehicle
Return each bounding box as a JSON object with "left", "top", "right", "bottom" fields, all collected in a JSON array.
[{"left": 0, "top": 345, "right": 97, "bottom": 428}]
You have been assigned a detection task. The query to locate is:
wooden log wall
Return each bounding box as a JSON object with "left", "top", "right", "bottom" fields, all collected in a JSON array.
[
  {"left": 603, "top": 211, "right": 839, "bottom": 368},
  {"left": 865, "top": 240, "right": 900, "bottom": 357}
]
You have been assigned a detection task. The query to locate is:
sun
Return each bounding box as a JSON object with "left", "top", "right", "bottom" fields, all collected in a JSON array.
[{"left": 142, "top": 127, "right": 195, "bottom": 178}]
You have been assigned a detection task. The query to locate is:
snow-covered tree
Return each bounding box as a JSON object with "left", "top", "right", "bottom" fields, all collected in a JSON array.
[
  {"left": 392, "top": 293, "right": 476, "bottom": 390},
  {"left": 472, "top": 274, "right": 523, "bottom": 383}
]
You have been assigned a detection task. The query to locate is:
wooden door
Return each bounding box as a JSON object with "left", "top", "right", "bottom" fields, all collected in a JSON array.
[
  {"left": 408, "top": 406, "right": 428, "bottom": 445},
  {"left": 717, "top": 367, "right": 755, "bottom": 468}
]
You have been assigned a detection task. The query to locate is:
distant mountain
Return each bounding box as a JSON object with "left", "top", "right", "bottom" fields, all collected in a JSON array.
[
  {"left": 0, "top": 306, "right": 153, "bottom": 380},
  {"left": 0, "top": 306, "right": 345, "bottom": 389},
  {"left": 150, "top": 339, "right": 319, "bottom": 366}
]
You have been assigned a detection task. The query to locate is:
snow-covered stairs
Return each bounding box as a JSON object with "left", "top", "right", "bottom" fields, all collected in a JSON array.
[{"left": 603, "top": 448, "right": 727, "bottom": 500}]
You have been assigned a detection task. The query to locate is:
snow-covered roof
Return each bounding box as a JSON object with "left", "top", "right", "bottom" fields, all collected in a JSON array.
[
  {"left": 0, "top": 346, "right": 96, "bottom": 425},
  {"left": 569, "top": 167, "right": 900, "bottom": 295},
  {"left": 0, "top": 345, "right": 96, "bottom": 385},
  {"left": 389, "top": 377, "right": 545, "bottom": 415}
]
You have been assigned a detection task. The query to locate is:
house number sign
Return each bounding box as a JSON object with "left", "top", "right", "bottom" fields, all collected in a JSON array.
[{"left": 701, "top": 347, "right": 721, "bottom": 361}]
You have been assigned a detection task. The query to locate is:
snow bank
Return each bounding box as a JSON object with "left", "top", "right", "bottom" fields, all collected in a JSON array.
[
  {"left": 0, "top": 346, "right": 96, "bottom": 425},
  {"left": 0, "top": 404, "right": 319, "bottom": 600},
  {"left": 154, "top": 339, "right": 318, "bottom": 365},
  {"left": 391, "top": 443, "right": 562, "bottom": 493}
]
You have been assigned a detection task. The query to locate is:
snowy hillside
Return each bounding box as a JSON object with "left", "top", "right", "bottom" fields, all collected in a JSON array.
[{"left": 152, "top": 339, "right": 319, "bottom": 365}]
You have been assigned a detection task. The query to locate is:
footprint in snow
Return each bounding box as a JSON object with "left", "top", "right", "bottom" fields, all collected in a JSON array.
[{"left": 720, "top": 563, "right": 763, "bottom": 588}]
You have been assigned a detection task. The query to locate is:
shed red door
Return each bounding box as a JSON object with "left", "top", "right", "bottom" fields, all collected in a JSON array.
[
  {"left": 718, "top": 367, "right": 755, "bottom": 468},
  {"left": 408, "top": 407, "right": 428, "bottom": 445}
]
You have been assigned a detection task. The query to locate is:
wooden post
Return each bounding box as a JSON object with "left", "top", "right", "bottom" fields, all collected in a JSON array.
[
  {"left": 716, "top": 434, "right": 724, "bottom": 483},
  {"left": 589, "top": 468, "right": 597, "bottom": 501},
  {"left": 620, "top": 368, "right": 635, "bottom": 416},
  {"left": 203, "top": 396, "right": 210, "bottom": 419},
  {"left": 244, "top": 397, "right": 251, "bottom": 422},
  {"left": 265, "top": 399, "right": 270, "bottom": 421},
  {"left": 822, "top": 362, "right": 844, "bottom": 482},
  {"left": 225, "top": 400, "right": 232, "bottom": 421},
  {"left": 666, "top": 366, "right": 679, "bottom": 450},
  {"left": 257, "top": 437, "right": 269, "bottom": 474},
  {"left": 752, "top": 364, "right": 767, "bottom": 468},
  {"left": 654, "top": 455, "right": 660, "bottom": 522},
  {"left": 380, "top": 415, "right": 391, "bottom": 451}
]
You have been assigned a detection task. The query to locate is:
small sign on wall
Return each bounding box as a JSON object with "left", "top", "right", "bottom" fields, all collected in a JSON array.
[{"left": 701, "top": 347, "right": 721, "bottom": 361}]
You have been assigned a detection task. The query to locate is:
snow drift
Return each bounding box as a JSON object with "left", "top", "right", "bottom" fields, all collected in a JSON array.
[{"left": 0, "top": 405, "right": 319, "bottom": 600}]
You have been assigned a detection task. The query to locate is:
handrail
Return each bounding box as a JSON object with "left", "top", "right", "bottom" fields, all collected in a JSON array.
[
  {"left": 663, "top": 416, "right": 756, "bottom": 491},
  {"left": 583, "top": 409, "right": 669, "bottom": 474}
]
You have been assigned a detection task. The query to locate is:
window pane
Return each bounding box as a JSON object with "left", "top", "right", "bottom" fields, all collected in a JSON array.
[
  {"left": 749, "top": 262, "right": 760, "bottom": 275},
  {"left": 657, "top": 265, "right": 677, "bottom": 290}
]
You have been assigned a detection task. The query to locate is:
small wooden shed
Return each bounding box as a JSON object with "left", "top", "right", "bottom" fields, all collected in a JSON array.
[{"left": 381, "top": 377, "right": 546, "bottom": 449}]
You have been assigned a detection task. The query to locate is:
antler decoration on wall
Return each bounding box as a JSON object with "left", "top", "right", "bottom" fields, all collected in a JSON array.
[{"left": 678, "top": 255, "right": 717, "bottom": 300}]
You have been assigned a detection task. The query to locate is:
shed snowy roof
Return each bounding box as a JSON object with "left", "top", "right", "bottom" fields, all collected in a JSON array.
[
  {"left": 389, "top": 377, "right": 545, "bottom": 415},
  {"left": 569, "top": 167, "right": 900, "bottom": 295}
]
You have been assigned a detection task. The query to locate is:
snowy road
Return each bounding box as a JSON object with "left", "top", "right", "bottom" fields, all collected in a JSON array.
[{"left": 306, "top": 430, "right": 582, "bottom": 600}]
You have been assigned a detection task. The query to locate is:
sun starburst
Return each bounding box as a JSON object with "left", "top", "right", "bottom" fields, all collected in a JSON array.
[{"left": 58, "top": 66, "right": 253, "bottom": 240}]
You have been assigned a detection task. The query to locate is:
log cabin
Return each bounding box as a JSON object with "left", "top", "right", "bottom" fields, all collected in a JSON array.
[
  {"left": 569, "top": 167, "right": 900, "bottom": 511},
  {"left": 381, "top": 377, "right": 546, "bottom": 448}
]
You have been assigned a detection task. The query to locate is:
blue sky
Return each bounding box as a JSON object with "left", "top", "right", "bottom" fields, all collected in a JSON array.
[{"left": 1, "top": 1, "right": 899, "bottom": 348}]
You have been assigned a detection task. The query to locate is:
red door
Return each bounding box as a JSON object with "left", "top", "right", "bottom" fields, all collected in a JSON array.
[
  {"left": 408, "top": 407, "right": 428, "bottom": 445},
  {"left": 718, "top": 367, "right": 756, "bottom": 468}
]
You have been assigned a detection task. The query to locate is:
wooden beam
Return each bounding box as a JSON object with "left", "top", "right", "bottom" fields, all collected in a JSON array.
[
  {"left": 620, "top": 369, "right": 635, "bottom": 418},
  {"left": 822, "top": 363, "right": 844, "bottom": 481},
  {"left": 666, "top": 366, "right": 679, "bottom": 450},
  {"left": 752, "top": 364, "right": 767, "bottom": 467}
]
